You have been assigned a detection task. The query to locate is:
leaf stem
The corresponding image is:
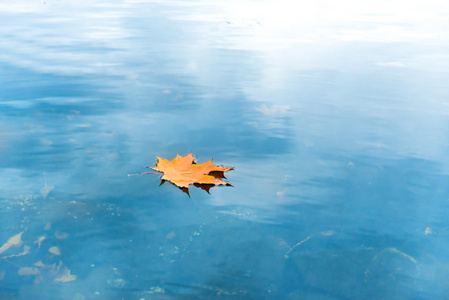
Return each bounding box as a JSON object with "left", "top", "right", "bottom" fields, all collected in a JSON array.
[{"left": 128, "top": 172, "right": 161, "bottom": 177}]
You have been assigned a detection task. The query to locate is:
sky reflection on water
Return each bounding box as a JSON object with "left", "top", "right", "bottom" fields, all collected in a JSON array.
[{"left": 1, "top": 0, "right": 449, "bottom": 299}]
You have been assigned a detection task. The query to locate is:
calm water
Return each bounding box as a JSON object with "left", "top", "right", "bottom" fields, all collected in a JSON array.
[{"left": 1, "top": 0, "right": 449, "bottom": 299}]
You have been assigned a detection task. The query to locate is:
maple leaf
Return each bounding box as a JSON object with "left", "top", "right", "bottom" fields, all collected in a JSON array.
[{"left": 150, "top": 153, "right": 233, "bottom": 195}]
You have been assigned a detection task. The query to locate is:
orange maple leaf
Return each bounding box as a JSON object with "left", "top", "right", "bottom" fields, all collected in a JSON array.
[{"left": 151, "top": 153, "right": 233, "bottom": 192}]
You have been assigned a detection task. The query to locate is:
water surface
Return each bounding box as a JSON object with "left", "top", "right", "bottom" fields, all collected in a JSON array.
[{"left": 1, "top": 0, "right": 449, "bottom": 299}]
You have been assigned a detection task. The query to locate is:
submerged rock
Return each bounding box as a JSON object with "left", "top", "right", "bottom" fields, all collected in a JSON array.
[{"left": 284, "top": 247, "right": 422, "bottom": 299}]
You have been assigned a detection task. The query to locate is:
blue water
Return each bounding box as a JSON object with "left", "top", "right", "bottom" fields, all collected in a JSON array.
[{"left": 1, "top": 1, "right": 449, "bottom": 299}]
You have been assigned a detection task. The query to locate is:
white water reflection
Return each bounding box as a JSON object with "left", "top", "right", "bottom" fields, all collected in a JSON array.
[{"left": 0, "top": 0, "right": 448, "bottom": 206}]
